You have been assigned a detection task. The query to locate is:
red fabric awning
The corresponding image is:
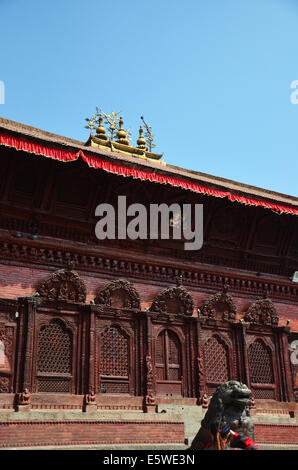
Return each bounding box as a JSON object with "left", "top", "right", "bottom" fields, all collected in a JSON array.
[{"left": 1, "top": 132, "right": 297, "bottom": 216}]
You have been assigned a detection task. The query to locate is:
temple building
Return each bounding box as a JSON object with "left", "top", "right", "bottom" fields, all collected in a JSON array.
[{"left": 0, "top": 114, "right": 297, "bottom": 449}]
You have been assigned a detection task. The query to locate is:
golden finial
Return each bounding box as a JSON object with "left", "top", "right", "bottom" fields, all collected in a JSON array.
[
  {"left": 140, "top": 116, "right": 156, "bottom": 152},
  {"left": 84, "top": 112, "right": 97, "bottom": 137},
  {"left": 87, "top": 108, "right": 164, "bottom": 162},
  {"left": 101, "top": 110, "right": 121, "bottom": 141},
  {"left": 136, "top": 125, "right": 147, "bottom": 150},
  {"left": 116, "top": 116, "right": 129, "bottom": 145},
  {"left": 95, "top": 114, "right": 107, "bottom": 141}
]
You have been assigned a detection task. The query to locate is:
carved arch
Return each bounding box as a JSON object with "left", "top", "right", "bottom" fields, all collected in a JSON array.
[
  {"left": 37, "top": 315, "right": 77, "bottom": 336},
  {"left": 37, "top": 267, "right": 86, "bottom": 303},
  {"left": 155, "top": 324, "right": 186, "bottom": 344},
  {"left": 246, "top": 334, "right": 274, "bottom": 352},
  {"left": 150, "top": 284, "right": 194, "bottom": 316},
  {"left": 94, "top": 279, "right": 140, "bottom": 309},
  {"left": 245, "top": 294, "right": 279, "bottom": 326},
  {"left": 101, "top": 321, "right": 133, "bottom": 341},
  {"left": 200, "top": 285, "right": 236, "bottom": 321}
]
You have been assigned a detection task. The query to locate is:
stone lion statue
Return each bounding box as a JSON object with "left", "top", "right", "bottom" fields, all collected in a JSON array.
[{"left": 190, "top": 381, "right": 254, "bottom": 449}]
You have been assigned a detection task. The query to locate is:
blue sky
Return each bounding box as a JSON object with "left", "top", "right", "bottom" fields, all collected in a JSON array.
[{"left": 1, "top": 0, "right": 298, "bottom": 196}]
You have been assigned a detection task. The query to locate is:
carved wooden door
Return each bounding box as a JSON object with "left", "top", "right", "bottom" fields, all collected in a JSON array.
[{"left": 156, "top": 329, "right": 182, "bottom": 397}]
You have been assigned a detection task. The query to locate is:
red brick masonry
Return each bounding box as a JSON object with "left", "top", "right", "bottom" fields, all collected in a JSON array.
[
  {"left": 0, "top": 420, "right": 185, "bottom": 448},
  {"left": 255, "top": 424, "right": 298, "bottom": 445}
]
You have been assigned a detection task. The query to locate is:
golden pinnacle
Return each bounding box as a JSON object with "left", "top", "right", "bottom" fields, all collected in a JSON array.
[
  {"left": 136, "top": 125, "right": 147, "bottom": 150},
  {"left": 95, "top": 114, "right": 107, "bottom": 141},
  {"left": 116, "top": 116, "right": 129, "bottom": 145}
]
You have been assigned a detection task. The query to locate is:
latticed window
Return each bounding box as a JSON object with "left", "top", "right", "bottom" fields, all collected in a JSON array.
[
  {"left": 156, "top": 330, "right": 181, "bottom": 381},
  {"left": 100, "top": 327, "right": 129, "bottom": 377},
  {"left": 203, "top": 336, "right": 229, "bottom": 384},
  {"left": 37, "top": 320, "right": 72, "bottom": 374},
  {"left": 248, "top": 340, "right": 273, "bottom": 384}
]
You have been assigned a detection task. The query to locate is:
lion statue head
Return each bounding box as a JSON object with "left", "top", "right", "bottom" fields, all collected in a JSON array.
[{"left": 190, "top": 381, "right": 254, "bottom": 449}]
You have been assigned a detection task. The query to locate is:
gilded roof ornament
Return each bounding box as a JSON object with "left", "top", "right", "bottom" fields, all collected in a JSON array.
[
  {"left": 101, "top": 110, "right": 121, "bottom": 141},
  {"left": 116, "top": 117, "right": 130, "bottom": 146},
  {"left": 95, "top": 114, "right": 107, "bottom": 141},
  {"left": 85, "top": 108, "right": 164, "bottom": 164},
  {"left": 141, "top": 116, "right": 156, "bottom": 152},
  {"left": 136, "top": 126, "right": 147, "bottom": 150},
  {"left": 84, "top": 112, "right": 98, "bottom": 137}
]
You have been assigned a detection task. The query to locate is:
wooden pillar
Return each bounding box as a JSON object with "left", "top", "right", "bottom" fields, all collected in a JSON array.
[
  {"left": 15, "top": 300, "right": 25, "bottom": 393},
  {"left": 188, "top": 318, "right": 197, "bottom": 398},
  {"left": 88, "top": 307, "right": 96, "bottom": 394},
  {"left": 20, "top": 297, "right": 38, "bottom": 392},
  {"left": 196, "top": 318, "right": 207, "bottom": 400},
  {"left": 144, "top": 313, "right": 156, "bottom": 412},
  {"left": 276, "top": 326, "right": 294, "bottom": 402},
  {"left": 239, "top": 322, "right": 251, "bottom": 388},
  {"left": 138, "top": 313, "right": 146, "bottom": 396}
]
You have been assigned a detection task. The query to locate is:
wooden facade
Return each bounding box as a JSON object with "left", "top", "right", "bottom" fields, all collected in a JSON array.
[{"left": 0, "top": 117, "right": 297, "bottom": 410}]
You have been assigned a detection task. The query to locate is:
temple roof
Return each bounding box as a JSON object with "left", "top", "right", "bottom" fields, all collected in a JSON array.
[{"left": 0, "top": 116, "right": 297, "bottom": 215}]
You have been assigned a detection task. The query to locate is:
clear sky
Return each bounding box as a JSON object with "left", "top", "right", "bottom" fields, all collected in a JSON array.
[{"left": 1, "top": 0, "right": 298, "bottom": 196}]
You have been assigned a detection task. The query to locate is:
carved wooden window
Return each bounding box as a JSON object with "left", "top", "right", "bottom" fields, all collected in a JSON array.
[
  {"left": 37, "top": 319, "right": 72, "bottom": 392},
  {"left": 203, "top": 336, "right": 229, "bottom": 385},
  {"left": 100, "top": 327, "right": 129, "bottom": 377},
  {"left": 156, "top": 330, "right": 182, "bottom": 381},
  {"left": 248, "top": 340, "right": 273, "bottom": 384}
]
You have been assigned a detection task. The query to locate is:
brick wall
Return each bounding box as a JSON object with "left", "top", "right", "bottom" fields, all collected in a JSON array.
[
  {"left": 255, "top": 424, "right": 298, "bottom": 445},
  {"left": 0, "top": 419, "right": 185, "bottom": 448}
]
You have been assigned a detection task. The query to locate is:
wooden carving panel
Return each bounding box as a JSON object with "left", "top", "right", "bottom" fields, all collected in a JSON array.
[
  {"left": 245, "top": 295, "right": 279, "bottom": 326},
  {"left": 150, "top": 285, "right": 194, "bottom": 316},
  {"left": 37, "top": 268, "right": 86, "bottom": 303},
  {"left": 95, "top": 279, "right": 140, "bottom": 309},
  {"left": 0, "top": 324, "right": 15, "bottom": 393},
  {"left": 200, "top": 285, "right": 236, "bottom": 321}
]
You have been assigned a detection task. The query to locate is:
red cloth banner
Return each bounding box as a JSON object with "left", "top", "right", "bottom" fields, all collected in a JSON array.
[
  {"left": 1, "top": 132, "right": 297, "bottom": 216},
  {"left": 0, "top": 133, "right": 79, "bottom": 162}
]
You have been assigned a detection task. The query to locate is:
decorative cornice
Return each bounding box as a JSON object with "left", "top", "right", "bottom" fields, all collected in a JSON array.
[
  {"left": 0, "top": 238, "right": 297, "bottom": 303},
  {"left": 0, "top": 214, "right": 296, "bottom": 277}
]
